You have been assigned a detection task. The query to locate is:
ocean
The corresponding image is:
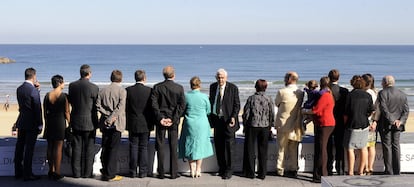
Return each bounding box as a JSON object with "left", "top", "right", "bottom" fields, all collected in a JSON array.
[{"left": 0, "top": 44, "right": 413, "bottom": 110}]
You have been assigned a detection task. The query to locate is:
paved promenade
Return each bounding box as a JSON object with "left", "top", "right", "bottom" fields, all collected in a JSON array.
[{"left": 0, "top": 172, "right": 320, "bottom": 187}]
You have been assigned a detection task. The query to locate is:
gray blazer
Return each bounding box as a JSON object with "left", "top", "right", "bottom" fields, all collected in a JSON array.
[
  {"left": 96, "top": 82, "right": 127, "bottom": 132},
  {"left": 376, "top": 86, "right": 409, "bottom": 131}
]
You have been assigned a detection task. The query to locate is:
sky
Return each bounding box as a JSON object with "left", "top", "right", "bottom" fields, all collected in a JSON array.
[{"left": 1, "top": 0, "right": 414, "bottom": 45}]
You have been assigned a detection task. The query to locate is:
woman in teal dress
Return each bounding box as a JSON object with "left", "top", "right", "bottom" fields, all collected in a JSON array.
[{"left": 179, "top": 76, "right": 214, "bottom": 178}]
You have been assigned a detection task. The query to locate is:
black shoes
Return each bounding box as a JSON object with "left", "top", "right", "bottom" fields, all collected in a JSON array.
[
  {"left": 48, "top": 171, "right": 64, "bottom": 180},
  {"left": 23, "top": 174, "right": 41, "bottom": 181}
]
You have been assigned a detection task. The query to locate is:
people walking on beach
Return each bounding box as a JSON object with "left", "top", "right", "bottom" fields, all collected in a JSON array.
[
  {"left": 14, "top": 67, "right": 43, "bottom": 181},
  {"left": 43, "top": 75, "right": 70, "bottom": 180},
  {"left": 362, "top": 73, "right": 378, "bottom": 175},
  {"left": 151, "top": 65, "right": 186, "bottom": 179},
  {"left": 209, "top": 68, "right": 240, "bottom": 180},
  {"left": 274, "top": 71, "right": 304, "bottom": 178},
  {"left": 242, "top": 79, "right": 274, "bottom": 180},
  {"left": 302, "top": 76, "right": 335, "bottom": 183},
  {"left": 126, "top": 70, "right": 155, "bottom": 178},
  {"left": 327, "top": 69, "right": 348, "bottom": 175},
  {"left": 343, "top": 75, "right": 374, "bottom": 176},
  {"left": 179, "top": 76, "right": 214, "bottom": 178},
  {"left": 68, "top": 64, "right": 99, "bottom": 178},
  {"left": 375, "top": 75, "right": 409, "bottom": 175},
  {"left": 96, "top": 70, "right": 126, "bottom": 181}
]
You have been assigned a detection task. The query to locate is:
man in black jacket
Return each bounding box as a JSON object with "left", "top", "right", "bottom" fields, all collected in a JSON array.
[
  {"left": 209, "top": 68, "right": 240, "bottom": 180},
  {"left": 14, "top": 67, "right": 43, "bottom": 181},
  {"left": 68, "top": 64, "right": 99, "bottom": 178},
  {"left": 126, "top": 70, "right": 155, "bottom": 178},
  {"left": 151, "top": 65, "right": 185, "bottom": 179}
]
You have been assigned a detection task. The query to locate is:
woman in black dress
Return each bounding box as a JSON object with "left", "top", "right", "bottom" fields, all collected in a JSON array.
[{"left": 43, "top": 75, "right": 70, "bottom": 180}]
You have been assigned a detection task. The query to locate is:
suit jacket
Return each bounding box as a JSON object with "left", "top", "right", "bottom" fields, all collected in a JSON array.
[
  {"left": 377, "top": 86, "right": 409, "bottom": 132},
  {"left": 330, "top": 83, "right": 349, "bottom": 126},
  {"left": 16, "top": 81, "right": 43, "bottom": 131},
  {"left": 68, "top": 78, "right": 99, "bottom": 131},
  {"left": 126, "top": 83, "right": 155, "bottom": 133},
  {"left": 274, "top": 84, "right": 304, "bottom": 141},
  {"left": 209, "top": 81, "right": 240, "bottom": 131},
  {"left": 151, "top": 79, "right": 186, "bottom": 128},
  {"left": 96, "top": 82, "right": 127, "bottom": 132}
]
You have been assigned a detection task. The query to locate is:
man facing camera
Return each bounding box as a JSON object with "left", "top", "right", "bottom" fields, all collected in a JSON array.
[{"left": 209, "top": 68, "right": 240, "bottom": 180}]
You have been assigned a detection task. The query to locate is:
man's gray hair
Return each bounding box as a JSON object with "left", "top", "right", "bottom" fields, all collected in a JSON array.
[
  {"left": 216, "top": 68, "right": 228, "bottom": 77},
  {"left": 382, "top": 75, "right": 395, "bottom": 87}
]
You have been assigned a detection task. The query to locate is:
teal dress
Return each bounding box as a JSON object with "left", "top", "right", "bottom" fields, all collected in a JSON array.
[{"left": 179, "top": 90, "right": 214, "bottom": 160}]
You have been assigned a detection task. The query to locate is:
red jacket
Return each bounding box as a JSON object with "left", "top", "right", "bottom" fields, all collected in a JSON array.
[{"left": 312, "top": 91, "right": 335, "bottom": 127}]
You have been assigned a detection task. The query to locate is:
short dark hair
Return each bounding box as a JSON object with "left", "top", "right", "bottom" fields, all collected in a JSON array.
[
  {"left": 80, "top": 64, "right": 91, "bottom": 78},
  {"left": 134, "top": 70, "right": 146, "bottom": 82},
  {"left": 190, "top": 76, "right": 201, "bottom": 89},
  {"left": 51, "top": 75, "right": 64, "bottom": 89},
  {"left": 306, "top": 80, "right": 318, "bottom": 90},
  {"left": 255, "top": 79, "right": 268, "bottom": 92},
  {"left": 350, "top": 75, "right": 366, "bottom": 89},
  {"left": 362, "top": 73, "right": 375, "bottom": 89},
  {"left": 24, "top": 67, "right": 36, "bottom": 80},
  {"left": 328, "top": 69, "right": 340, "bottom": 82},
  {"left": 110, "top": 70, "right": 123, "bottom": 83}
]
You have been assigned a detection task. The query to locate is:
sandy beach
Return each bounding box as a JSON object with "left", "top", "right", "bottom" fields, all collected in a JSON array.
[{"left": 1, "top": 103, "right": 413, "bottom": 137}]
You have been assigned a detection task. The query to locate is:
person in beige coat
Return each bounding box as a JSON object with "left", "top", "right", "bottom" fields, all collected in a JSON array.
[
  {"left": 275, "top": 71, "right": 304, "bottom": 178},
  {"left": 96, "top": 70, "right": 126, "bottom": 181}
]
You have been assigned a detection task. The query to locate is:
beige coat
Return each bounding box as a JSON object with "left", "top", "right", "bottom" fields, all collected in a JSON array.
[
  {"left": 96, "top": 82, "right": 127, "bottom": 132},
  {"left": 275, "top": 84, "right": 304, "bottom": 141}
]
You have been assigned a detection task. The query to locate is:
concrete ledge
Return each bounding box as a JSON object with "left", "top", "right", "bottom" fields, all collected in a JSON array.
[{"left": 1, "top": 133, "right": 414, "bottom": 176}]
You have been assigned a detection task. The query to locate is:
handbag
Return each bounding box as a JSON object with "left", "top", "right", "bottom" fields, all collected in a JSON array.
[{"left": 64, "top": 127, "right": 73, "bottom": 157}]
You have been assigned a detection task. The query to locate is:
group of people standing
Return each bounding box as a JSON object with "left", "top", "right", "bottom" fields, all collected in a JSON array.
[{"left": 13, "top": 65, "right": 409, "bottom": 183}]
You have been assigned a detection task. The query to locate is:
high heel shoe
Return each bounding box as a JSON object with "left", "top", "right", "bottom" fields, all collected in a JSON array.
[
  {"left": 191, "top": 169, "right": 195, "bottom": 178},
  {"left": 196, "top": 170, "right": 201, "bottom": 178}
]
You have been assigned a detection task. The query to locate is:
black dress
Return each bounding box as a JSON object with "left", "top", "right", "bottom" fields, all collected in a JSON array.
[{"left": 44, "top": 93, "right": 67, "bottom": 141}]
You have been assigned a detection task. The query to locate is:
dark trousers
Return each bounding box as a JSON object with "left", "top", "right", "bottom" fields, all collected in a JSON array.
[
  {"left": 243, "top": 127, "right": 269, "bottom": 178},
  {"left": 213, "top": 118, "right": 235, "bottom": 177},
  {"left": 129, "top": 132, "right": 150, "bottom": 176},
  {"left": 101, "top": 128, "right": 121, "bottom": 179},
  {"left": 314, "top": 126, "right": 335, "bottom": 180},
  {"left": 379, "top": 129, "right": 401, "bottom": 175},
  {"left": 327, "top": 125, "right": 345, "bottom": 175},
  {"left": 71, "top": 129, "right": 96, "bottom": 178},
  {"left": 14, "top": 130, "right": 38, "bottom": 178},
  {"left": 155, "top": 126, "right": 178, "bottom": 177}
]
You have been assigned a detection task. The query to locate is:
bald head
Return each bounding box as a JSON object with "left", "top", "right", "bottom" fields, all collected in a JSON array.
[
  {"left": 162, "top": 65, "right": 175, "bottom": 80},
  {"left": 382, "top": 75, "right": 395, "bottom": 88},
  {"left": 284, "top": 71, "right": 299, "bottom": 86}
]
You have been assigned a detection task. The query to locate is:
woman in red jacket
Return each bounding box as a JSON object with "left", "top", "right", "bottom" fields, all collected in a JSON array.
[{"left": 303, "top": 76, "right": 335, "bottom": 183}]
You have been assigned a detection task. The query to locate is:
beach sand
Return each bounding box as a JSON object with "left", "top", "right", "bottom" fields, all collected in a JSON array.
[{"left": 1, "top": 104, "right": 414, "bottom": 137}]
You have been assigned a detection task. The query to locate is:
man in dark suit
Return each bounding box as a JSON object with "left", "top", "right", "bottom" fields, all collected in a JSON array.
[
  {"left": 151, "top": 65, "right": 185, "bottom": 179},
  {"left": 126, "top": 70, "right": 155, "bottom": 178},
  {"left": 96, "top": 70, "right": 126, "bottom": 182},
  {"left": 327, "top": 69, "right": 348, "bottom": 175},
  {"left": 375, "top": 75, "right": 409, "bottom": 175},
  {"left": 68, "top": 64, "right": 99, "bottom": 178},
  {"left": 14, "top": 67, "right": 43, "bottom": 181},
  {"left": 209, "top": 68, "right": 240, "bottom": 180}
]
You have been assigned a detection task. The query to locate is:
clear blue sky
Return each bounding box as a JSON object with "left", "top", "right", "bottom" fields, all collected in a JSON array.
[{"left": 1, "top": 0, "right": 413, "bottom": 44}]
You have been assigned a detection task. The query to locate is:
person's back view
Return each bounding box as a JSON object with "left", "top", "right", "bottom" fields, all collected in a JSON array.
[
  {"left": 327, "top": 69, "right": 349, "bottom": 175},
  {"left": 68, "top": 64, "right": 99, "bottom": 178}
]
